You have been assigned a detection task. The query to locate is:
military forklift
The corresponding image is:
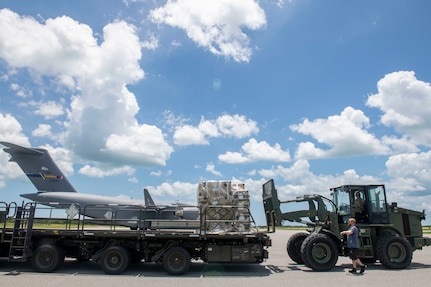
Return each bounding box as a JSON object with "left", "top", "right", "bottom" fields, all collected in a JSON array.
[{"left": 262, "top": 179, "right": 431, "bottom": 271}]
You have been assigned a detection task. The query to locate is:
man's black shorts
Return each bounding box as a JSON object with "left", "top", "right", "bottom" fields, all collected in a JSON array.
[{"left": 348, "top": 248, "right": 359, "bottom": 260}]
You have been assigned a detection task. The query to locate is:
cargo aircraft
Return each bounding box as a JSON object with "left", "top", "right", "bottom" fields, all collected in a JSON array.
[{"left": 1, "top": 142, "right": 199, "bottom": 229}]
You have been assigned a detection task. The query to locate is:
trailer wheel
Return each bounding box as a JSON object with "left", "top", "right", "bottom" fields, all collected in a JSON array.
[
  {"left": 377, "top": 235, "right": 412, "bottom": 269},
  {"left": 300, "top": 233, "right": 338, "bottom": 271},
  {"left": 163, "top": 246, "right": 190, "bottom": 275},
  {"left": 287, "top": 232, "right": 308, "bottom": 264},
  {"left": 99, "top": 245, "right": 131, "bottom": 275},
  {"left": 31, "top": 244, "right": 64, "bottom": 272}
]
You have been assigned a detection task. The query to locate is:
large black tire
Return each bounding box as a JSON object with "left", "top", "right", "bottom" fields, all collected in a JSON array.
[
  {"left": 287, "top": 232, "right": 308, "bottom": 264},
  {"left": 163, "top": 246, "right": 190, "bottom": 275},
  {"left": 377, "top": 235, "right": 412, "bottom": 269},
  {"left": 300, "top": 233, "right": 338, "bottom": 271},
  {"left": 99, "top": 245, "right": 131, "bottom": 275},
  {"left": 31, "top": 243, "right": 64, "bottom": 272}
]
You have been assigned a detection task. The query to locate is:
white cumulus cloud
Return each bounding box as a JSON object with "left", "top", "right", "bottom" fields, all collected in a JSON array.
[
  {"left": 149, "top": 0, "right": 266, "bottom": 62},
  {"left": 174, "top": 114, "right": 259, "bottom": 146},
  {"left": 219, "top": 138, "right": 290, "bottom": 164},
  {"left": 367, "top": 71, "right": 431, "bottom": 147},
  {"left": 0, "top": 9, "right": 173, "bottom": 168},
  {"left": 290, "top": 106, "right": 390, "bottom": 159}
]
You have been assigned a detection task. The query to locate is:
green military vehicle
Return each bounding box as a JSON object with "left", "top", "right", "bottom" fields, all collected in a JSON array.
[{"left": 262, "top": 179, "right": 431, "bottom": 271}]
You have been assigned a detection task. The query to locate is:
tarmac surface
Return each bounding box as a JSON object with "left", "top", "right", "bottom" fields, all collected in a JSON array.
[{"left": 1, "top": 230, "right": 431, "bottom": 287}]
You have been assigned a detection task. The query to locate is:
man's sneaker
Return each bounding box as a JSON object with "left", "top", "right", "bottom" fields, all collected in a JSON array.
[
  {"left": 348, "top": 268, "right": 357, "bottom": 274},
  {"left": 360, "top": 265, "right": 366, "bottom": 273}
]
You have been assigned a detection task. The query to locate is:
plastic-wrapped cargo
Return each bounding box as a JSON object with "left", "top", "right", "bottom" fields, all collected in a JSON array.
[{"left": 198, "top": 181, "right": 251, "bottom": 233}]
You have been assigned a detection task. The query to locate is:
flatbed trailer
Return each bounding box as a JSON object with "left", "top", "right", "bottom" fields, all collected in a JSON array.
[{"left": 0, "top": 201, "right": 270, "bottom": 275}]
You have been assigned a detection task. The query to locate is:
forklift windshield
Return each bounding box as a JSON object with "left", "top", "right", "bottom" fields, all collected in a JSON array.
[{"left": 332, "top": 185, "right": 389, "bottom": 224}]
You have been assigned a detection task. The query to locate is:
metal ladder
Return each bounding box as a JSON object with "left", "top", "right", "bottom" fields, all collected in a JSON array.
[
  {"left": 8, "top": 203, "right": 35, "bottom": 262},
  {"left": 358, "top": 229, "right": 374, "bottom": 258}
]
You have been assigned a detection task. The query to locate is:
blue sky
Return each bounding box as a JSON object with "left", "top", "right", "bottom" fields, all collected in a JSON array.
[{"left": 1, "top": 0, "right": 431, "bottom": 225}]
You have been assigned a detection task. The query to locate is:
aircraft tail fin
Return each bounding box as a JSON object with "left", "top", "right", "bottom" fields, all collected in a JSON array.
[
  {"left": 1, "top": 142, "right": 77, "bottom": 192},
  {"left": 144, "top": 188, "right": 156, "bottom": 206}
]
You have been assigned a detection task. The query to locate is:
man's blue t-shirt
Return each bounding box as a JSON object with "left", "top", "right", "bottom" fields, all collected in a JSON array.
[{"left": 347, "top": 225, "right": 360, "bottom": 248}]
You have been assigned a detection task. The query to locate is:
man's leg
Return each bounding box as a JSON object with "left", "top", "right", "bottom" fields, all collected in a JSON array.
[
  {"left": 356, "top": 259, "right": 366, "bottom": 273},
  {"left": 348, "top": 259, "right": 357, "bottom": 273}
]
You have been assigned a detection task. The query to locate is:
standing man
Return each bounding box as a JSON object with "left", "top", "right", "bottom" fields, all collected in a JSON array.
[{"left": 340, "top": 218, "right": 366, "bottom": 274}]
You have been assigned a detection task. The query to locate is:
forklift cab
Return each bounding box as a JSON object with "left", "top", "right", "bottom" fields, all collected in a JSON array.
[{"left": 332, "top": 185, "right": 390, "bottom": 224}]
